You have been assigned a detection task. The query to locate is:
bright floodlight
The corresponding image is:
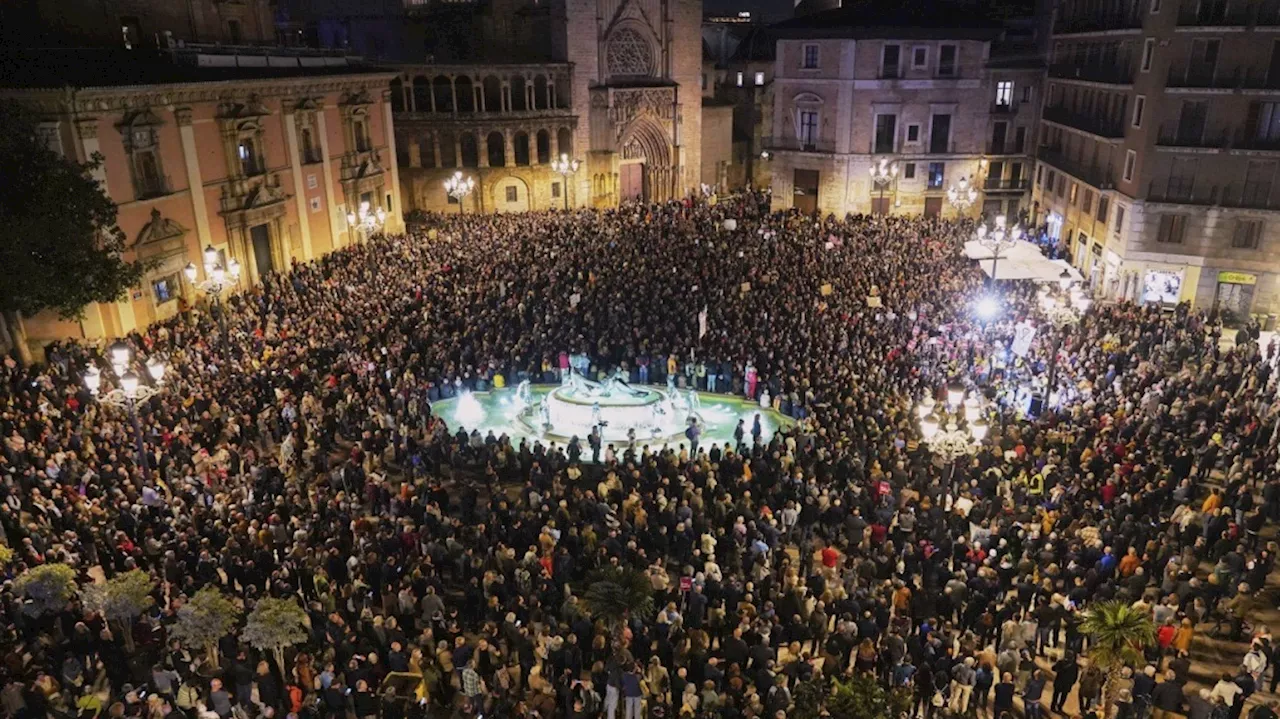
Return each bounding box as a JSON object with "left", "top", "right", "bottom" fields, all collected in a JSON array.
[
  {"left": 946, "top": 382, "right": 966, "bottom": 408},
  {"left": 970, "top": 418, "right": 990, "bottom": 442},
  {"left": 109, "top": 340, "right": 131, "bottom": 368},
  {"left": 456, "top": 391, "right": 485, "bottom": 427},
  {"left": 975, "top": 296, "right": 1000, "bottom": 320},
  {"left": 120, "top": 370, "right": 140, "bottom": 397},
  {"left": 146, "top": 357, "right": 166, "bottom": 383},
  {"left": 83, "top": 365, "right": 101, "bottom": 394},
  {"left": 183, "top": 262, "right": 198, "bottom": 283},
  {"left": 920, "top": 413, "right": 941, "bottom": 440}
]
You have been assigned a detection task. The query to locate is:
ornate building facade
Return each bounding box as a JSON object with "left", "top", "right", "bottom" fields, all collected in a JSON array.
[
  {"left": 2, "top": 52, "right": 402, "bottom": 350},
  {"left": 393, "top": 0, "right": 705, "bottom": 212}
]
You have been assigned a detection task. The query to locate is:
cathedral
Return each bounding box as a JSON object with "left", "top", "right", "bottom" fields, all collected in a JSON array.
[{"left": 391, "top": 0, "right": 705, "bottom": 211}]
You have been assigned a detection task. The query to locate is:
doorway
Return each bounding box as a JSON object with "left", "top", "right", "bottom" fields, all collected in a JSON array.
[
  {"left": 621, "top": 163, "right": 645, "bottom": 202},
  {"left": 793, "top": 169, "right": 819, "bottom": 214},
  {"left": 250, "top": 224, "right": 273, "bottom": 279},
  {"left": 923, "top": 197, "right": 943, "bottom": 217},
  {"left": 1215, "top": 281, "right": 1256, "bottom": 323}
]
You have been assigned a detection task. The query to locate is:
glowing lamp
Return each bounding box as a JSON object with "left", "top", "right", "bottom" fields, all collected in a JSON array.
[
  {"left": 83, "top": 365, "right": 102, "bottom": 394},
  {"left": 146, "top": 357, "right": 166, "bottom": 383},
  {"left": 183, "top": 262, "right": 198, "bottom": 283},
  {"left": 120, "top": 370, "right": 140, "bottom": 397},
  {"left": 970, "top": 418, "right": 990, "bottom": 442},
  {"left": 946, "top": 382, "right": 966, "bottom": 408},
  {"left": 920, "top": 413, "right": 941, "bottom": 440}
]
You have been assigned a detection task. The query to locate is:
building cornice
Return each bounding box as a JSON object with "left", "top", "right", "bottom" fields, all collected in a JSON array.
[{"left": 0, "top": 73, "right": 399, "bottom": 115}]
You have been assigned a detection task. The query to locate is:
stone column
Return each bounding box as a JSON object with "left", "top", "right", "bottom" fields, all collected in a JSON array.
[
  {"left": 382, "top": 91, "right": 405, "bottom": 232},
  {"left": 504, "top": 129, "right": 515, "bottom": 166},
  {"left": 449, "top": 76, "right": 458, "bottom": 114},
  {"left": 433, "top": 134, "right": 442, "bottom": 168},
  {"left": 315, "top": 107, "right": 343, "bottom": 248},
  {"left": 174, "top": 108, "right": 214, "bottom": 250},
  {"left": 479, "top": 133, "right": 490, "bottom": 168},
  {"left": 281, "top": 108, "right": 315, "bottom": 261},
  {"left": 530, "top": 128, "right": 540, "bottom": 166},
  {"left": 525, "top": 77, "right": 535, "bottom": 111},
  {"left": 453, "top": 136, "right": 463, "bottom": 168},
  {"left": 403, "top": 79, "right": 414, "bottom": 112},
  {"left": 502, "top": 82, "right": 511, "bottom": 113},
  {"left": 408, "top": 141, "right": 421, "bottom": 168},
  {"left": 549, "top": 128, "right": 559, "bottom": 159}
]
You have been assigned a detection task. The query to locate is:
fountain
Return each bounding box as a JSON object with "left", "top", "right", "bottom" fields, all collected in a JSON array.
[{"left": 527, "top": 369, "right": 702, "bottom": 442}]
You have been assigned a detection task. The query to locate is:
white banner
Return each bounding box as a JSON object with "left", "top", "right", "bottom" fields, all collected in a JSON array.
[
  {"left": 1011, "top": 321, "right": 1038, "bottom": 358},
  {"left": 698, "top": 306, "right": 708, "bottom": 339}
]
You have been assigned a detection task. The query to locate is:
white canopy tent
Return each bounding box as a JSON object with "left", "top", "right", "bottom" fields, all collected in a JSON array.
[{"left": 963, "top": 240, "right": 1085, "bottom": 284}]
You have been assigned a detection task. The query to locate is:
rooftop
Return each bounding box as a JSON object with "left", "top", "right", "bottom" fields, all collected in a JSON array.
[
  {"left": 0, "top": 48, "right": 393, "bottom": 91},
  {"left": 772, "top": 0, "right": 1006, "bottom": 39}
]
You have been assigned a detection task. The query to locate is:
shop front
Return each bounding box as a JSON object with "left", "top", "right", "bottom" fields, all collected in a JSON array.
[{"left": 1213, "top": 271, "right": 1257, "bottom": 321}]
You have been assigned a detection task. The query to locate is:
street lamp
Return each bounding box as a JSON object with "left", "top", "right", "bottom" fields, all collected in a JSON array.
[
  {"left": 346, "top": 200, "right": 387, "bottom": 240},
  {"left": 1035, "top": 274, "right": 1089, "bottom": 412},
  {"left": 549, "top": 154, "right": 580, "bottom": 211},
  {"left": 869, "top": 158, "right": 897, "bottom": 215},
  {"left": 184, "top": 245, "right": 241, "bottom": 342},
  {"left": 444, "top": 171, "right": 476, "bottom": 214},
  {"left": 917, "top": 382, "right": 989, "bottom": 478},
  {"left": 83, "top": 344, "right": 166, "bottom": 475},
  {"left": 975, "top": 215, "right": 1025, "bottom": 286},
  {"left": 946, "top": 175, "right": 978, "bottom": 215}
]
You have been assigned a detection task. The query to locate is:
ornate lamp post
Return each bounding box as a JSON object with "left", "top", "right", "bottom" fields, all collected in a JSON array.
[
  {"left": 1036, "top": 270, "right": 1090, "bottom": 409},
  {"left": 550, "top": 154, "right": 580, "bottom": 211},
  {"left": 184, "top": 245, "right": 240, "bottom": 341},
  {"left": 83, "top": 341, "right": 166, "bottom": 475},
  {"left": 443, "top": 171, "right": 476, "bottom": 214},
  {"left": 975, "top": 215, "right": 1025, "bottom": 286},
  {"left": 946, "top": 175, "right": 978, "bottom": 215},
  {"left": 917, "top": 382, "right": 990, "bottom": 484},
  {"left": 346, "top": 200, "right": 387, "bottom": 241},
  {"left": 868, "top": 158, "right": 897, "bottom": 215}
]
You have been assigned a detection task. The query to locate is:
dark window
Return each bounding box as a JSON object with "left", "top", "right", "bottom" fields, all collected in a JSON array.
[
  {"left": 552, "top": 182, "right": 561, "bottom": 198},
  {"left": 228, "top": 19, "right": 242, "bottom": 45},
  {"left": 803, "top": 45, "right": 819, "bottom": 69},
  {"left": 1014, "top": 127, "right": 1027, "bottom": 153},
  {"left": 904, "top": 162, "right": 916, "bottom": 179},
  {"left": 882, "top": 45, "right": 901, "bottom": 78},
  {"left": 907, "top": 125, "right": 919, "bottom": 143},
  {"left": 930, "top": 114, "right": 951, "bottom": 153},
  {"left": 938, "top": 45, "right": 957, "bottom": 76},
  {"left": 1157, "top": 214, "right": 1187, "bottom": 244},
  {"left": 1233, "top": 219, "right": 1263, "bottom": 248},
  {"left": 874, "top": 114, "right": 897, "bottom": 153},
  {"left": 1097, "top": 195, "right": 1110, "bottom": 223},
  {"left": 991, "top": 122, "right": 1007, "bottom": 153},
  {"left": 505, "top": 186, "right": 518, "bottom": 202},
  {"left": 238, "top": 138, "right": 260, "bottom": 176}
]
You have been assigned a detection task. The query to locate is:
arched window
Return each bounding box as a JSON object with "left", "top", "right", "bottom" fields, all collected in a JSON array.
[
  {"left": 238, "top": 137, "right": 260, "bottom": 176},
  {"left": 300, "top": 127, "right": 318, "bottom": 163},
  {"left": 487, "top": 131, "right": 506, "bottom": 167}
]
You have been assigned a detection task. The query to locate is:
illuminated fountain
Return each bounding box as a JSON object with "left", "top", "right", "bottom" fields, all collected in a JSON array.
[{"left": 521, "top": 369, "right": 703, "bottom": 442}]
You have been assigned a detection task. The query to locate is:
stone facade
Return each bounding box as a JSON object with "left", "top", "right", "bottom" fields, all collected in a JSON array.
[
  {"left": 3, "top": 0, "right": 274, "bottom": 48},
  {"left": 1033, "top": 0, "right": 1280, "bottom": 320},
  {"left": 395, "top": 0, "right": 704, "bottom": 213},
  {"left": 3, "top": 70, "right": 403, "bottom": 349},
  {"left": 702, "top": 101, "right": 734, "bottom": 189},
  {"left": 767, "top": 30, "right": 1042, "bottom": 218}
]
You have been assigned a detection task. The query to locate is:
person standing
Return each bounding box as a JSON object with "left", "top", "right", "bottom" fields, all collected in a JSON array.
[
  {"left": 622, "top": 663, "right": 643, "bottom": 719},
  {"left": 1050, "top": 653, "right": 1079, "bottom": 715},
  {"left": 1024, "top": 669, "right": 1047, "bottom": 719},
  {"left": 993, "top": 672, "right": 1016, "bottom": 719}
]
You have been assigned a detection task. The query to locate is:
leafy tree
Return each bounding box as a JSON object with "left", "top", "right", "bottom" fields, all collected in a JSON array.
[
  {"left": 13, "top": 563, "right": 78, "bottom": 617},
  {"left": 242, "top": 597, "right": 310, "bottom": 678},
  {"left": 1080, "top": 600, "right": 1156, "bottom": 718},
  {"left": 827, "top": 673, "right": 913, "bottom": 719},
  {"left": 83, "top": 569, "right": 156, "bottom": 653},
  {"left": 0, "top": 544, "right": 13, "bottom": 566},
  {"left": 0, "top": 101, "right": 148, "bottom": 364},
  {"left": 581, "top": 566, "right": 654, "bottom": 654},
  {"left": 168, "top": 587, "right": 241, "bottom": 670},
  {"left": 790, "top": 676, "right": 828, "bottom": 719}
]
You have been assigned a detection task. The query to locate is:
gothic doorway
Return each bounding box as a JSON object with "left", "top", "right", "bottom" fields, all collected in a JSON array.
[
  {"left": 621, "top": 163, "right": 645, "bottom": 202},
  {"left": 250, "top": 224, "right": 273, "bottom": 279}
]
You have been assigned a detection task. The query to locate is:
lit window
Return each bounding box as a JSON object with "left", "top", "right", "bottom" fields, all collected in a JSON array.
[
  {"left": 755, "top": 71, "right": 765, "bottom": 86},
  {"left": 995, "top": 81, "right": 1013, "bottom": 106},
  {"left": 736, "top": 72, "right": 744, "bottom": 87}
]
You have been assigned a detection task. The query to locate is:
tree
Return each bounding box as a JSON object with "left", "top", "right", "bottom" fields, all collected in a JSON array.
[
  {"left": 242, "top": 597, "right": 309, "bottom": 678},
  {"left": 13, "top": 563, "right": 78, "bottom": 617},
  {"left": 0, "top": 101, "right": 148, "bottom": 364},
  {"left": 826, "top": 674, "right": 913, "bottom": 719},
  {"left": 83, "top": 569, "right": 156, "bottom": 653},
  {"left": 790, "top": 676, "right": 828, "bottom": 719},
  {"left": 1080, "top": 600, "right": 1156, "bottom": 718},
  {"left": 581, "top": 566, "right": 654, "bottom": 655},
  {"left": 168, "top": 587, "right": 241, "bottom": 671}
]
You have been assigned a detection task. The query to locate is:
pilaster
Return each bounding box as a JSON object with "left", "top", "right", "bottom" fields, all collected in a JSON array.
[
  {"left": 315, "top": 108, "right": 343, "bottom": 247},
  {"left": 175, "top": 108, "right": 214, "bottom": 250},
  {"left": 282, "top": 111, "right": 316, "bottom": 260}
]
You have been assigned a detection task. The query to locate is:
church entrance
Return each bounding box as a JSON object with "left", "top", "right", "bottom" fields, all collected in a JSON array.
[
  {"left": 250, "top": 224, "right": 274, "bottom": 279},
  {"left": 620, "top": 163, "right": 645, "bottom": 202}
]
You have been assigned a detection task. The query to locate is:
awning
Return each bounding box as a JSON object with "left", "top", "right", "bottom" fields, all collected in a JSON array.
[{"left": 963, "top": 240, "right": 1085, "bottom": 283}]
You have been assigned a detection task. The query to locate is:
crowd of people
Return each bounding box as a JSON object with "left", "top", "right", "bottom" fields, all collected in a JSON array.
[{"left": 1, "top": 194, "right": 1279, "bottom": 719}]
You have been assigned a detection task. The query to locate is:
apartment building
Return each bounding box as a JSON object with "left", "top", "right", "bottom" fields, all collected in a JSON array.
[
  {"left": 766, "top": 2, "right": 1044, "bottom": 219},
  {"left": 1033, "top": 0, "right": 1280, "bottom": 319}
]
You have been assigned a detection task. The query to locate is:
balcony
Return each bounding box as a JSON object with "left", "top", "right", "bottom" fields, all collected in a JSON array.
[
  {"left": 1166, "top": 64, "right": 1240, "bottom": 90},
  {"left": 1221, "top": 182, "right": 1280, "bottom": 209},
  {"left": 987, "top": 141, "right": 1028, "bottom": 155},
  {"left": 1156, "top": 123, "right": 1231, "bottom": 149},
  {"left": 1052, "top": 12, "right": 1143, "bottom": 34},
  {"left": 1042, "top": 106, "right": 1126, "bottom": 139},
  {"left": 1176, "top": 0, "right": 1252, "bottom": 26},
  {"left": 1232, "top": 131, "right": 1280, "bottom": 153},
  {"left": 984, "top": 177, "right": 1030, "bottom": 191},
  {"left": 1038, "top": 146, "right": 1116, "bottom": 188},
  {"left": 991, "top": 101, "right": 1019, "bottom": 114},
  {"left": 767, "top": 138, "right": 838, "bottom": 153},
  {"left": 1146, "top": 180, "right": 1280, "bottom": 209},
  {"left": 1241, "top": 68, "right": 1280, "bottom": 91},
  {"left": 1048, "top": 62, "right": 1135, "bottom": 85}
]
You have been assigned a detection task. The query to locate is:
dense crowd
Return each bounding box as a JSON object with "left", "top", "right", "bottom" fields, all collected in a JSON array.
[{"left": 2, "top": 195, "right": 1279, "bottom": 719}]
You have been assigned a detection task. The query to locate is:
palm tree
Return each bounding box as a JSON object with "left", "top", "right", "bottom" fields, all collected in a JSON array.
[
  {"left": 581, "top": 566, "right": 654, "bottom": 655},
  {"left": 1080, "top": 600, "right": 1156, "bottom": 718}
]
